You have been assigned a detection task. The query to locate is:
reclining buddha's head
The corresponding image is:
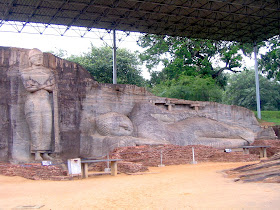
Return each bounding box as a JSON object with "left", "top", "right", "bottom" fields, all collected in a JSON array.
[{"left": 96, "top": 112, "right": 133, "bottom": 136}]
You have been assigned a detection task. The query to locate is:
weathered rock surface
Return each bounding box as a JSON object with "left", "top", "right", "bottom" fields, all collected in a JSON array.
[
  {"left": 0, "top": 47, "right": 91, "bottom": 162},
  {"left": 0, "top": 46, "right": 274, "bottom": 163},
  {"left": 256, "top": 127, "right": 277, "bottom": 140},
  {"left": 129, "top": 102, "right": 255, "bottom": 149}
]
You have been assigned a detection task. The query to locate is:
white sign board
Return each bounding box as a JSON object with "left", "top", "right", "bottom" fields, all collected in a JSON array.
[
  {"left": 224, "top": 149, "right": 232, "bottom": 153},
  {"left": 67, "top": 158, "right": 81, "bottom": 175},
  {"left": 42, "top": 161, "right": 52, "bottom": 166}
]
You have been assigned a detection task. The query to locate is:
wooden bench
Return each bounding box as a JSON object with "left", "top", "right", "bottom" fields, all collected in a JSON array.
[
  {"left": 241, "top": 146, "right": 271, "bottom": 158},
  {"left": 81, "top": 159, "right": 122, "bottom": 178}
]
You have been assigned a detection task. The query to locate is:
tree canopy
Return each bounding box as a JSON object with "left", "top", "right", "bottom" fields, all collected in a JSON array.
[
  {"left": 259, "top": 35, "right": 280, "bottom": 81},
  {"left": 136, "top": 34, "right": 254, "bottom": 102},
  {"left": 137, "top": 34, "right": 280, "bottom": 108},
  {"left": 152, "top": 75, "right": 223, "bottom": 102},
  {"left": 67, "top": 45, "right": 146, "bottom": 86},
  {"left": 138, "top": 35, "right": 249, "bottom": 88},
  {"left": 224, "top": 70, "right": 280, "bottom": 111}
]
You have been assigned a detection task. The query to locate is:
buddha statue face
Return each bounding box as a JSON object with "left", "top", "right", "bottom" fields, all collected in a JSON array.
[
  {"left": 29, "top": 48, "right": 43, "bottom": 66},
  {"left": 96, "top": 112, "right": 133, "bottom": 136}
]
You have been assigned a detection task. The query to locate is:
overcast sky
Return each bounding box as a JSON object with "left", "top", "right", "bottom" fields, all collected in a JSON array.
[
  {"left": 0, "top": 22, "right": 151, "bottom": 77},
  {"left": 0, "top": 23, "right": 142, "bottom": 56},
  {"left": 0, "top": 21, "right": 256, "bottom": 79}
]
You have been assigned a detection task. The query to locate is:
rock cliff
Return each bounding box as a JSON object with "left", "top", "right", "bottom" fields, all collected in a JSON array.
[{"left": 0, "top": 47, "right": 275, "bottom": 162}]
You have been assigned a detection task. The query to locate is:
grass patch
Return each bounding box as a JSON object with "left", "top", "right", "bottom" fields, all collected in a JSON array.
[{"left": 254, "top": 111, "right": 280, "bottom": 125}]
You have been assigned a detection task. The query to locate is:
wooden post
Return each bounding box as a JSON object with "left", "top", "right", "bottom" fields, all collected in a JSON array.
[
  {"left": 82, "top": 163, "right": 88, "bottom": 178},
  {"left": 259, "top": 148, "right": 263, "bottom": 158},
  {"left": 168, "top": 104, "right": 172, "bottom": 111},
  {"left": 263, "top": 147, "right": 267, "bottom": 158},
  {"left": 243, "top": 148, "right": 249, "bottom": 155},
  {"left": 110, "top": 161, "right": 117, "bottom": 176}
]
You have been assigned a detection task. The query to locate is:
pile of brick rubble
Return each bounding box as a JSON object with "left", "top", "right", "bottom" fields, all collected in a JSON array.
[
  {"left": 2, "top": 142, "right": 277, "bottom": 180},
  {"left": 90, "top": 144, "right": 259, "bottom": 173},
  {"left": 0, "top": 162, "right": 70, "bottom": 181}
]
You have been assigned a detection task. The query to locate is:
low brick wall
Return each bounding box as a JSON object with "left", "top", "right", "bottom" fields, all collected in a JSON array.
[
  {"left": 88, "top": 145, "right": 259, "bottom": 174},
  {"left": 88, "top": 161, "right": 148, "bottom": 173},
  {"left": 0, "top": 162, "right": 70, "bottom": 180},
  {"left": 110, "top": 145, "right": 259, "bottom": 167},
  {"left": 111, "top": 145, "right": 218, "bottom": 167},
  {"left": 210, "top": 152, "right": 259, "bottom": 162}
]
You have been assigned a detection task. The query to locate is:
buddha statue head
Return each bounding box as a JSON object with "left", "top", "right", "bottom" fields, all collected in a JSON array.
[
  {"left": 29, "top": 48, "right": 43, "bottom": 66},
  {"left": 96, "top": 112, "right": 133, "bottom": 136}
]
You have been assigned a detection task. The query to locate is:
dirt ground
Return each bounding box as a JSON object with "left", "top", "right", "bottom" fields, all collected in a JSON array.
[{"left": 1, "top": 162, "right": 280, "bottom": 210}]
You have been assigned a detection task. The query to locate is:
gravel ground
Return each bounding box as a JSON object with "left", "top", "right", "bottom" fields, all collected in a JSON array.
[{"left": 1, "top": 162, "right": 280, "bottom": 210}]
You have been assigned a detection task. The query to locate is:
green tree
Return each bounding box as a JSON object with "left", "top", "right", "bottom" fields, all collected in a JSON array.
[
  {"left": 259, "top": 36, "right": 280, "bottom": 81},
  {"left": 224, "top": 70, "right": 280, "bottom": 111},
  {"left": 68, "top": 45, "right": 146, "bottom": 86},
  {"left": 138, "top": 35, "right": 245, "bottom": 88},
  {"left": 152, "top": 75, "right": 223, "bottom": 102}
]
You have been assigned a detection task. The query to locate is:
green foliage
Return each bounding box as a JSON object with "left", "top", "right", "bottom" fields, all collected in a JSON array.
[
  {"left": 151, "top": 75, "right": 223, "bottom": 102},
  {"left": 138, "top": 35, "right": 246, "bottom": 88},
  {"left": 224, "top": 70, "right": 280, "bottom": 111},
  {"left": 68, "top": 45, "right": 146, "bottom": 86},
  {"left": 260, "top": 48, "right": 280, "bottom": 81},
  {"left": 219, "top": 43, "right": 242, "bottom": 69},
  {"left": 254, "top": 111, "right": 280, "bottom": 125},
  {"left": 259, "top": 36, "right": 280, "bottom": 81}
]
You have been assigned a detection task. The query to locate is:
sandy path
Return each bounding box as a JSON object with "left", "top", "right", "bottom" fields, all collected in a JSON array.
[{"left": 1, "top": 162, "right": 280, "bottom": 209}]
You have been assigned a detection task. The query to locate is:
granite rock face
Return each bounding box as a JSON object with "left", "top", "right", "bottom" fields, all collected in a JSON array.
[
  {"left": 0, "top": 47, "right": 274, "bottom": 163},
  {"left": 0, "top": 47, "right": 91, "bottom": 162},
  {"left": 129, "top": 102, "right": 255, "bottom": 149}
]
